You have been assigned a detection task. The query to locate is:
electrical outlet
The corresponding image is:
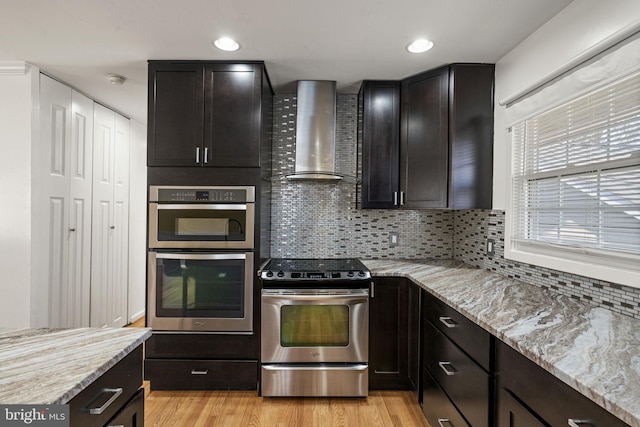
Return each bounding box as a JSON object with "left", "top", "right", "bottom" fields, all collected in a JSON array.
[
  {"left": 389, "top": 232, "right": 399, "bottom": 247},
  {"left": 486, "top": 238, "right": 495, "bottom": 257}
]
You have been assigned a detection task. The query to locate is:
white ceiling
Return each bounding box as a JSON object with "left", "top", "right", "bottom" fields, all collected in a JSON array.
[{"left": 0, "top": 0, "right": 573, "bottom": 124}]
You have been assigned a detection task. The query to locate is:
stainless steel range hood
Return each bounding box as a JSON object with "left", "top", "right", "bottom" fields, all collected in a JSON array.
[{"left": 287, "top": 80, "right": 343, "bottom": 181}]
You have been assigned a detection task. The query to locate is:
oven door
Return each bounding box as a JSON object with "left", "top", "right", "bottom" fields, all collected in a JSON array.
[
  {"left": 149, "top": 203, "right": 255, "bottom": 249},
  {"left": 148, "top": 251, "right": 253, "bottom": 333},
  {"left": 261, "top": 289, "right": 369, "bottom": 363}
]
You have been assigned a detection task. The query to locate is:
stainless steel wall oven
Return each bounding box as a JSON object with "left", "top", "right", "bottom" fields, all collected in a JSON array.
[
  {"left": 148, "top": 185, "right": 256, "bottom": 333},
  {"left": 259, "top": 258, "right": 371, "bottom": 397}
]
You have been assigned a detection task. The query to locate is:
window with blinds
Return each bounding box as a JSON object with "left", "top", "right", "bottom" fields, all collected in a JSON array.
[{"left": 511, "top": 71, "right": 640, "bottom": 256}]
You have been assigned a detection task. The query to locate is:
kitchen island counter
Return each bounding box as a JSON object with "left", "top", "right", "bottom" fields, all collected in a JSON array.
[
  {"left": 363, "top": 259, "right": 640, "bottom": 427},
  {"left": 0, "top": 327, "right": 150, "bottom": 404}
]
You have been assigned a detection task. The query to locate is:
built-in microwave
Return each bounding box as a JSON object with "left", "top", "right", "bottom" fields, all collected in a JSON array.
[{"left": 148, "top": 185, "right": 255, "bottom": 249}]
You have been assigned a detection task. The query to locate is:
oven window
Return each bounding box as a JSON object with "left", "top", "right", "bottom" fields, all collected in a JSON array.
[
  {"left": 155, "top": 257, "right": 245, "bottom": 318},
  {"left": 280, "top": 305, "right": 349, "bottom": 347},
  {"left": 157, "top": 208, "right": 248, "bottom": 242}
]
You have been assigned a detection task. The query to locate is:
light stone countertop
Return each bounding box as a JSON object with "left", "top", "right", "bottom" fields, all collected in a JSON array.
[
  {"left": 0, "top": 327, "right": 151, "bottom": 404},
  {"left": 362, "top": 259, "right": 640, "bottom": 427}
]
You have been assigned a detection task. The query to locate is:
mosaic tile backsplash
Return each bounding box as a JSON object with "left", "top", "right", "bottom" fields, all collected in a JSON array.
[{"left": 269, "top": 93, "right": 640, "bottom": 319}]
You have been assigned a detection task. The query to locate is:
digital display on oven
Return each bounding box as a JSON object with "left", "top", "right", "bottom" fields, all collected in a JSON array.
[{"left": 195, "top": 191, "right": 209, "bottom": 201}]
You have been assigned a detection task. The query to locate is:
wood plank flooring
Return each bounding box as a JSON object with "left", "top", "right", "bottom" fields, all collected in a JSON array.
[
  {"left": 129, "top": 318, "right": 430, "bottom": 427},
  {"left": 144, "top": 382, "right": 430, "bottom": 427}
]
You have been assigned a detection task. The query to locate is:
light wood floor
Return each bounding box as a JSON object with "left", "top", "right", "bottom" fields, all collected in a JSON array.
[
  {"left": 129, "top": 318, "right": 430, "bottom": 427},
  {"left": 144, "top": 383, "right": 429, "bottom": 427}
]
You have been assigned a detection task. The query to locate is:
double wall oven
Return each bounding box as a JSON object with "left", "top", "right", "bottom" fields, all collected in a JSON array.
[
  {"left": 148, "top": 185, "right": 255, "bottom": 333},
  {"left": 260, "top": 258, "right": 371, "bottom": 397}
]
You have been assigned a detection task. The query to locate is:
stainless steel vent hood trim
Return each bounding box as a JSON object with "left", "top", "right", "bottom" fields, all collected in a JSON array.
[{"left": 286, "top": 80, "right": 343, "bottom": 181}]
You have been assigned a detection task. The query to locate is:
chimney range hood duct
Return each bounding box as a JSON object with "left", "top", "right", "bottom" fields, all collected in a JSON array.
[{"left": 287, "top": 80, "right": 343, "bottom": 181}]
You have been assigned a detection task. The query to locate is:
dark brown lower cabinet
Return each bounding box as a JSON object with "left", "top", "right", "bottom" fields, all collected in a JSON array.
[
  {"left": 104, "top": 388, "right": 144, "bottom": 427},
  {"left": 144, "top": 333, "right": 259, "bottom": 391},
  {"left": 69, "top": 346, "right": 144, "bottom": 427},
  {"left": 369, "top": 278, "right": 409, "bottom": 389},
  {"left": 422, "top": 368, "right": 470, "bottom": 427},
  {"left": 496, "top": 340, "right": 630, "bottom": 427}
]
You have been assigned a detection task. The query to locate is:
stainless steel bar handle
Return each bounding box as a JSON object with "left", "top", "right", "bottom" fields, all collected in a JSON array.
[
  {"left": 204, "top": 147, "right": 209, "bottom": 164},
  {"left": 108, "top": 425, "right": 125, "bottom": 427},
  {"left": 400, "top": 191, "right": 406, "bottom": 206},
  {"left": 371, "top": 282, "right": 375, "bottom": 298},
  {"left": 438, "top": 361, "right": 456, "bottom": 376},
  {"left": 438, "top": 418, "right": 453, "bottom": 427},
  {"left": 191, "top": 369, "right": 209, "bottom": 375},
  {"left": 568, "top": 420, "right": 594, "bottom": 427},
  {"left": 439, "top": 316, "right": 457, "bottom": 328},
  {"left": 87, "top": 387, "right": 123, "bottom": 415},
  {"left": 393, "top": 191, "right": 398, "bottom": 206},
  {"left": 195, "top": 146, "right": 201, "bottom": 164}
]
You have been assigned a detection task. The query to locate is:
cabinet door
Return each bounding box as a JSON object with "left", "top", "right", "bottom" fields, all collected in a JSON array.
[
  {"left": 203, "top": 63, "right": 262, "bottom": 167},
  {"left": 104, "top": 388, "right": 144, "bottom": 427},
  {"left": 448, "top": 64, "right": 494, "bottom": 209},
  {"left": 407, "top": 280, "right": 421, "bottom": 396},
  {"left": 400, "top": 66, "right": 449, "bottom": 208},
  {"left": 497, "top": 388, "right": 548, "bottom": 427},
  {"left": 359, "top": 81, "right": 400, "bottom": 208},
  {"left": 369, "top": 278, "right": 408, "bottom": 389},
  {"left": 147, "top": 62, "right": 204, "bottom": 166}
]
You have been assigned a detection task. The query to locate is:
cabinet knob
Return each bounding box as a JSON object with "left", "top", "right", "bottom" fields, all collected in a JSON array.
[
  {"left": 110, "top": 226, "right": 115, "bottom": 229},
  {"left": 69, "top": 228, "right": 76, "bottom": 232}
]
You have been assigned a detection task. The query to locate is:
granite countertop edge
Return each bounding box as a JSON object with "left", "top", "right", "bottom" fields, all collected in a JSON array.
[
  {"left": 362, "top": 259, "right": 640, "bottom": 427},
  {"left": 0, "top": 327, "right": 152, "bottom": 405}
]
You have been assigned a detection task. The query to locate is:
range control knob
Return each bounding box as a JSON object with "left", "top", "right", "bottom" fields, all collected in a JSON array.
[
  {"left": 347, "top": 271, "right": 355, "bottom": 277},
  {"left": 265, "top": 271, "right": 274, "bottom": 278},
  {"left": 358, "top": 271, "right": 366, "bottom": 277},
  {"left": 277, "top": 271, "right": 285, "bottom": 278}
]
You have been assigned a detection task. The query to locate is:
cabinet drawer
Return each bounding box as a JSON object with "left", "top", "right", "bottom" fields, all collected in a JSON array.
[
  {"left": 69, "top": 346, "right": 142, "bottom": 427},
  {"left": 145, "top": 359, "right": 257, "bottom": 390},
  {"left": 104, "top": 387, "right": 144, "bottom": 427},
  {"left": 496, "top": 340, "right": 629, "bottom": 427},
  {"left": 422, "top": 368, "right": 469, "bottom": 427},
  {"left": 423, "top": 290, "right": 491, "bottom": 370},
  {"left": 423, "top": 319, "right": 490, "bottom": 427}
]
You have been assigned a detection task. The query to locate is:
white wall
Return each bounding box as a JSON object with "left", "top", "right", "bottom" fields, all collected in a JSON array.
[
  {"left": 0, "top": 66, "right": 37, "bottom": 328},
  {"left": 128, "top": 119, "right": 147, "bottom": 323},
  {"left": 493, "top": 0, "right": 640, "bottom": 210}
]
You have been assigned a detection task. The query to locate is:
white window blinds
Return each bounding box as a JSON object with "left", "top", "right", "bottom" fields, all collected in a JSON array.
[{"left": 511, "top": 71, "right": 640, "bottom": 255}]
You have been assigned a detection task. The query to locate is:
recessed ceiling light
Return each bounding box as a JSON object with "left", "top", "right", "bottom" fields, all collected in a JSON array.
[
  {"left": 213, "top": 37, "right": 240, "bottom": 52},
  {"left": 406, "top": 39, "right": 434, "bottom": 54}
]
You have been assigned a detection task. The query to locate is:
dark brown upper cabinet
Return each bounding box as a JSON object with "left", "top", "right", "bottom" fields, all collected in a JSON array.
[
  {"left": 147, "top": 61, "right": 270, "bottom": 167},
  {"left": 359, "top": 64, "right": 494, "bottom": 209},
  {"left": 358, "top": 81, "right": 401, "bottom": 209}
]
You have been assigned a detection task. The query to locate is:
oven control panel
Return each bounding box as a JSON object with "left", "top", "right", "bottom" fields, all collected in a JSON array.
[{"left": 150, "top": 186, "right": 255, "bottom": 203}]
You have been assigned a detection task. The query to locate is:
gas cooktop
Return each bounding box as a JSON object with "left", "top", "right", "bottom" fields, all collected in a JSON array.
[{"left": 259, "top": 258, "right": 371, "bottom": 283}]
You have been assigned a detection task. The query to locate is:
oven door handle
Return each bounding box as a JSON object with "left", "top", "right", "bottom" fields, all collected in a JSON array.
[
  {"left": 153, "top": 252, "right": 250, "bottom": 261},
  {"left": 261, "top": 291, "right": 369, "bottom": 302},
  {"left": 154, "top": 204, "right": 248, "bottom": 211}
]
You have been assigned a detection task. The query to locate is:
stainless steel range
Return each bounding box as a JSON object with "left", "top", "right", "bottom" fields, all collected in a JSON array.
[{"left": 259, "top": 258, "right": 371, "bottom": 397}]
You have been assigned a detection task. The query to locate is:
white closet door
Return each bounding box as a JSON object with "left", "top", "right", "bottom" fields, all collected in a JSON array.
[
  {"left": 112, "top": 113, "right": 130, "bottom": 327},
  {"left": 67, "top": 90, "right": 93, "bottom": 327},
  {"left": 36, "top": 75, "right": 71, "bottom": 328},
  {"left": 90, "top": 104, "right": 115, "bottom": 327}
]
